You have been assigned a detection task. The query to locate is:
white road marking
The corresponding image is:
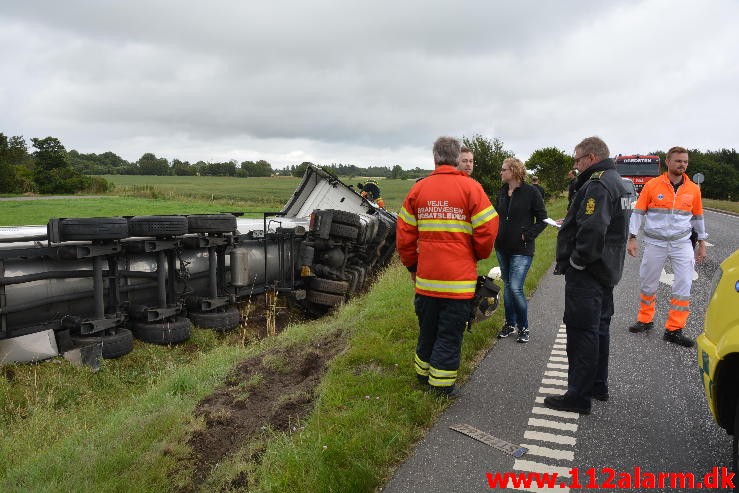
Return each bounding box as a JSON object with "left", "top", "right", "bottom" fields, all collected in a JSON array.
[
  {"left": 523, "top": 429, "right": 576, "bottom": 445},
  {"left": 514, "top": 459, "right": 572, "bottom": 477},
  {"left": 521, "top": 443, "right": 575, "bottom": 461},
  {"left": 528, "top": 417, "right": 578, "bottom": 432},
  {"left": 549, "top": 356, "right": 568, "bottom": 363},
  {"left": 544, "top": 370, "right": 568, "bottom": 378},
  {"left": 541, "top": 378, "right": 568, "bottom": 387},
  {"left": 538, "top": 386, "right": 566, "bottom": 395},
  {"left": 532, "top": 406, "right": 579, "bottom": 419},
  {"left": 546, "top": 363, "right": 568, "bottom": 370}
]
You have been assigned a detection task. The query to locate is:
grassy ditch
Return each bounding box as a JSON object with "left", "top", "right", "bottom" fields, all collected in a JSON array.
[{"left": 0, "top": 199, "right": 566, "bottom": 492}]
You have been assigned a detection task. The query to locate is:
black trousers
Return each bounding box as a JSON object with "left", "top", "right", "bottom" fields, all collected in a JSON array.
[
  {"left": 563, "top": 268, "right": 613, "bottom": 407},
  {"left": 414, "top": 294, "right": 473, "bottom": 388}
]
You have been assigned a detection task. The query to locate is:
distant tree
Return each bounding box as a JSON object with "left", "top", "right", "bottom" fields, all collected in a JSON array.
[
  {"left": 292, "top": 161, "right": 313, "bottom": 177},
  {"left": 390, "top": 164, "right": 406, "bottom": 179},
  {"left": 462, "top": 134, "right": 514, "bottom": 195},
  {"left": 202, "top": 161, "right": 236, "bottom": 176},
  {"left": 526, "top": 147, "right": 573, "bottom": 198},
  {"left": 137, "top": 153, "right": 170, "bottom": 175},
  {"left": 172, "top": 159, "right": 196, "bottom": 176},
  {"left": 31, "top": 136, "right": 93, "bottom": 193},
  {"left": 0, "top": 133, "right": 19, "bottom": 192},
  {"left": 239, "top": 159, "right": 272, "bottom": 177}
]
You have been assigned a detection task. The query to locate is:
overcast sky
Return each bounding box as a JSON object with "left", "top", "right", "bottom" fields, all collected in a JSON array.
[{"left": 1, "top": 0, "right": 737, "bottom": 169}]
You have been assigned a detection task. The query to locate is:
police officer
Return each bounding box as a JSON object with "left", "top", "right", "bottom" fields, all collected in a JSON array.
[
  {"left": 396, "top": 136, "right": 498, "bottom": 396},
  {"left": 544, "top": 136, "right": 629, "bottom": 415}
]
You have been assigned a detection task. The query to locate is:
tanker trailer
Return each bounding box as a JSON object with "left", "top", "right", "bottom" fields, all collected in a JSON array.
[{"left": 0, "top": 166, "right": 396, "bottom": 364}]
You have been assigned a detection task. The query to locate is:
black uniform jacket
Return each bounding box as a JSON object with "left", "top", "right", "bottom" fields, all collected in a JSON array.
[
  {"left": 495, "top": 182, "right": 548, "bottom": 256},
  {"left": 556, "top": 158, "right": 629, "bottom": 287}
]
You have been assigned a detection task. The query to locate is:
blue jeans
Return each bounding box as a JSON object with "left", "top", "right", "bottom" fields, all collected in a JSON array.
[{"left": 496, "top": 252, "right": 533, "bottom": 329}]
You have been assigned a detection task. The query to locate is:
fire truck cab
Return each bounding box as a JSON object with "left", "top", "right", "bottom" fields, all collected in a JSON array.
[{"left": 614, "top": 154, "right": 661, "bottom": 193}]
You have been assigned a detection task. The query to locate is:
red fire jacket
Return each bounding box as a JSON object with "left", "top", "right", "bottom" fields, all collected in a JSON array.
[{"left": 396, "top": 166, "right": 498, "bottom": 299}]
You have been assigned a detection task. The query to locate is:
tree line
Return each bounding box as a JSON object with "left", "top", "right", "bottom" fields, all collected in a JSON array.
[
  {"left": 2, "top": 131, "right": 737, "bottom": 200},
  {"left": 462, "top": 134, "right": 738, "bottom": 202}
]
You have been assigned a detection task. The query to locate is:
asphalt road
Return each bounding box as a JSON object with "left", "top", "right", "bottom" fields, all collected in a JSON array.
[{"left": 383, "top": 209, "right": 738, "bottom": 492}]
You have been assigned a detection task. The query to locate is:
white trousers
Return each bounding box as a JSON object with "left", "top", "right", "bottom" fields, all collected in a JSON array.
[{"left": 639, "top": 239, "right": 695, "bottom": 298}]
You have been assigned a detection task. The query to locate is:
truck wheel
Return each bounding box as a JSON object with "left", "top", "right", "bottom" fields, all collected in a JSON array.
[
  {"left": 71, "top": 328, "right": 134, "bottom": 359},
  {"left": 60, "top": 217, "right": 129, "bottom": 241},
  {"left": 131, "top": 317, "right": 192, "bottom": 345},
  {"left": 306, "top": 290, "right": 345, "bottom": 306},
  {"left": 187, "top": 214, "right": 237, "bottom": 234},
  {"left": 188, "top": 306, "right": 241, "bottom": 332},
  {"left": 129, "top": 215, "right": 189, "bottom": 237},
  {"left": 329, "top": 222, "right": 359, "bottom": 240},
  {"left": 326, "top": 210, "right": 361, "bottom": 227},
  {"left": 308, "top": 277, "right": 350, "bottom": 294}
]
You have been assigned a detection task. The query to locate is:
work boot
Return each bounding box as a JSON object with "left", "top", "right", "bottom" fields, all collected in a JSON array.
[
  {"left": 428, "top": 385, "right": 461, "bottom": 399},
  {"left": 543, "top": 395, "right": 590, "bottom": 415},
  {"left": 663, "top": 329, "right": 694, "bottom": 348},
  {"left": 416, "top": 374, "right": 429, "bottom": 386},
  {"left": 593, "top": 392, "right": 609, "bottom": 402},
  {"left": 497, "top": 323, "right": 516, "bottom": 339},
  {"left": 628, "top": 321, "right": 653, "bottom": 333},
  {"left": 516, "top": 327, "right": 529, "bottom": 343}
]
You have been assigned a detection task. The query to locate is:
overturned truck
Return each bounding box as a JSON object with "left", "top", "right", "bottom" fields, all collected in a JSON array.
[{"left": 0, "top": 167, "right": 397, "bottom": 363}]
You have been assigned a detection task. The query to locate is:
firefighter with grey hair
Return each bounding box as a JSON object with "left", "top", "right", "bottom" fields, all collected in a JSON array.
[{"left": 396, "top": 136, "right": 498, "bottom": 397}]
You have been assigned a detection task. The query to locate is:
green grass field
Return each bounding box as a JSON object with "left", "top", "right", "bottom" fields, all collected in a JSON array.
[
  {"left": 0, "top": 175, "right": 418, "bottom": 226},
  {"left": 102, "top": 174, "right": 418, "bottom": 214}
]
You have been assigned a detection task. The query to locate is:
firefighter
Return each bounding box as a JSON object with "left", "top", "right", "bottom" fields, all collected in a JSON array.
[
  {"left": 626, "top": 146, "right": 708, "bottom": 348},
  {"left": 358, "top": 180, "right": 386, "bottom": 209},
  {"left": 396, "top": 136, "right": 498, "bottom": 396}
]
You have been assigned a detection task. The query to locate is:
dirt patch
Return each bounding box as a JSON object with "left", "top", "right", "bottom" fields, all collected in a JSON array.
[{"left": 180, "top": 332, "right": 345, "bottom": 490}]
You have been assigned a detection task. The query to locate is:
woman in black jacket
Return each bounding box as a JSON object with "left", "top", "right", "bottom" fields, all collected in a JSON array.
[{"left": 495, "top": 158, "right": 548, "bottom": 343}]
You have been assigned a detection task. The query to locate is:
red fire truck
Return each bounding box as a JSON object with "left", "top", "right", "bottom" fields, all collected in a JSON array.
[{"left": 614, "top": 154, "right": 661, "bottom": 193}]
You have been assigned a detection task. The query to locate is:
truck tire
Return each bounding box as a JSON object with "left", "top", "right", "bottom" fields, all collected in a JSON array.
[
  {"left": 329, "top": 222, "right": 359, "bottom": 240},
  {"left": 187, "top": 214, "right": 237, "bottom": 234},
  {"left": 129, "top": 215, "right": 188, "bottom": 237},
  {"left": 308, "top": 277, "right": 350, "bottom": 294},
  {"left": 71, "top": 328, "right": 134, "bottom": 359},
  {"left": 60, "top": 217, "right": 129, "bottom": 241},
  {"left": 326, "top": 210, "right": 361, "bottom": 228},
  {"left": 188, "top": 306, "right": 241, "bottom": 332},
  {"left": 306, "top": 290, "right": 345, "bottom": 306},
  {"left": 132, "top": 317, "right": 192, "bottom": 345}
]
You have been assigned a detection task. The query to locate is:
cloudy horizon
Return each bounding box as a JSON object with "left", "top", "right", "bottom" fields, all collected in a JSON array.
[{"left": 2, "top": 0, "right": 737, "bottom": 169}]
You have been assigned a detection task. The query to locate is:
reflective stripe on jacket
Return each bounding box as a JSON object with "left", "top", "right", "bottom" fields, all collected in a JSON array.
[
  {"left": 396, "top": 165, "right": 498, "bottom": 299},
  {"left": 629, "top": 173, "right": 707, "bottom": 243}
]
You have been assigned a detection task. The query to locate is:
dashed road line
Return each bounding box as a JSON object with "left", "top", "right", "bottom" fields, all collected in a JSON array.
[
  {"left": 513, "top": 323, "right": 579, "bottom": 493},
  {"left": 528, "top": 417, "right": 578, "bottom": 432}
]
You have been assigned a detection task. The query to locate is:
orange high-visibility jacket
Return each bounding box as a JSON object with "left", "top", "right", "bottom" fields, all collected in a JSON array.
[
  {"left": 396, "top": 165, "right": 498, "bottom": 299},
  {"left": 629, "top": 172, "right": 707, "bottom": 243}
]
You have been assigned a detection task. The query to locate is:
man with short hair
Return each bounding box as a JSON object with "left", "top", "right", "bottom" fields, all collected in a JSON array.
[
  {"left": 626, "top": 146, "right": 707, "bottom": 347},
  {"left": 531, "top": 175, "right": 546, "bottom": 201},
  {"left": 396, "top": 136, "right": 498, "bottom": 396},
  {"left": 545, "top": 136, "right": 629, "bottom": 415},
  {"left": 457, "top": 146, "right": 474, "bottom": 176}
]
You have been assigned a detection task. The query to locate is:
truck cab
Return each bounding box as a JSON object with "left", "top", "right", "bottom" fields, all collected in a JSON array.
[{"left": 615, "top": 154, "right": 661, "bottom": 193}]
